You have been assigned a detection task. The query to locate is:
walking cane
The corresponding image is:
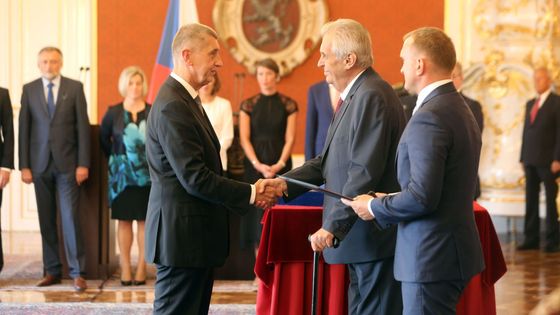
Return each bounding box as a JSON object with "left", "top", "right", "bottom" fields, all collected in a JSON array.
[{"left": 308, "top": 235, "right": 339, "bottom": 315}]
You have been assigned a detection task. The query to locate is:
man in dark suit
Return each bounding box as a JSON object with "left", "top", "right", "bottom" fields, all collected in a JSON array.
[
  {"left": 452, "top": 61, "right": 484, "bottom": 199},
  {"left": 145, "top": 23, "right": 279, "bottom": 314},
  {"left": 19, "top": 47, "right": 90, "bottom": 291},
  {"left": 304, "top": 80, "right": 337, "bottom": 160},
  {"left": 0, "top": 87, "right": 14, "bottom": 273},
  {"left": 394, "top": 85, "right": 416, "bottom": 123},
  {"left": 344, "top": 27, "right": 484, "bottom": 314},
  {"left": 518, "top": 67, "right": 560, "bottom": 253},
  {"left": 265, "top": 19, "right": 404, "bottom": 314}
]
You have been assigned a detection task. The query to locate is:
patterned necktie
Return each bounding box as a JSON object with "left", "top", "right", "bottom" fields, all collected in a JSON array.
[
  {"left": 530, "top": 96, "right": 541, "bottom": 124},
  {"left": 47, "top": 82, "right": 55, "bottom": 119},
  {"left": 332, "top": 98, "right": 343, "bottom": 122}
]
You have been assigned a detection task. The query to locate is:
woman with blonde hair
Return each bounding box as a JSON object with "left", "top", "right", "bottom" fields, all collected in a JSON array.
[{"left": 100, "top": 66, "right": 151, "bottom": 286}]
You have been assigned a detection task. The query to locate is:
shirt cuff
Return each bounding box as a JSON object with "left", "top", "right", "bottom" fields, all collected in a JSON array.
[
  {"left": 0, "top": 168, "right": 11, "bottom": 172},
  {"left": 367, "top": 198, "right": 375, "bottom": 217},
  {"left": 250, "top": 184, "right": 256, "bottom": 204}
]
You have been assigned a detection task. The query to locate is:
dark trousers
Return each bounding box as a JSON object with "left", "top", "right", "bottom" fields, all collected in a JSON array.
[
  {"left": 402, "top": 280, "right": 466, "bottom": 315},
  {"left": 524, "top": 165, "right": 560, "bottom": 246},
  {"left": 154, "top": 264, "right": 214, "bottom": 315},
  {"left": 33, "top": 162, "right": 84, "bottom": 278},
  {"left": 347, "top": 257, "right": 402, "bottom": 315},
  {"left": 0, "top": 190, "right": 3, "bottom": 272}
]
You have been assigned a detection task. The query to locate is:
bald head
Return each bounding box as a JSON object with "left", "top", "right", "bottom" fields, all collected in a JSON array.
[{"left": 533, "top": 67, "right": 552, "bottom": 95}]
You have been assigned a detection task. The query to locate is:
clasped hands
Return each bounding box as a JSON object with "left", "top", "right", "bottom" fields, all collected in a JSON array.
[
  {"left": 254, "top": 162, "right": 284, "bottom": 179},
  {"left": 253, "top": 178, "right": 288, "bottom": 209}
]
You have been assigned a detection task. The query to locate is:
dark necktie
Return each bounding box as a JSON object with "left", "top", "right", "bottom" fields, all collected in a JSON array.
[
  {"left": 530, "top": 96, "right": 541, "bottom": 124},
  {"left": 194, "top": 96, "right": 204, "bottom": 114},
  {"left": 47, "top": 82, "right": 55, "bottom": 119}
]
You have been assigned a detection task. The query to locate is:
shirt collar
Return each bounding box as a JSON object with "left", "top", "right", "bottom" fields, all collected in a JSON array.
[
  {"left": 171, "top": 72, "right": 198, "bottom": 100},
  {"left": 42, "top": 75, "right": 61, "bottom": 87},
  {"left": 537, "top": 88, "right": 552, "bottom": 107},
  {"left": 340, "top": 69, "right": 366, "bottom": 101},
  {"left": 413, "top": 79, "right": 452, "bottom": 115}
]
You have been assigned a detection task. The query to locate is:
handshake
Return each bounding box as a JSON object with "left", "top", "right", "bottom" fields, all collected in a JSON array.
[{"left": 253, "top": 178, "right": 288, "bottom": 209}]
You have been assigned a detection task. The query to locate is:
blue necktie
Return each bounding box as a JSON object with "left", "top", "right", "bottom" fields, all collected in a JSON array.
[{"left": 47, "top": 82, "right": 55, "bottom": 118}]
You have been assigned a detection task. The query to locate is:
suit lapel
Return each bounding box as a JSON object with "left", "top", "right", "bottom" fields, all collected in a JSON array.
[
  {"left": 320, "top": 68, "right": 374, "bottom": 160},
  {"left": 166, "top": 77, "right": 221, "bottom": 153},
  {"left": 52, "top": 76, "right": 68, "bottom": 119},
  {"left": 34, "top": 79, "right": 50, "bottom": 117},
  {"left": 532, "top": 94, "right": 554, "bottom": 125}
]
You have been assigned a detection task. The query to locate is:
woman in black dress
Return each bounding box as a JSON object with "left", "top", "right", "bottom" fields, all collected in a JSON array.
[
  {"left": 239, "top": 58, "right": 298, "bottom": 254},
  {"left": 100, "top": 66, "right": 151, "bottom": 286}
]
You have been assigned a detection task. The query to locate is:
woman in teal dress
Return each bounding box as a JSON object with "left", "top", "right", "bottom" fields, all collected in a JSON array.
[{"left": 100, "top": 66, "right": 151, "bottom": 286}]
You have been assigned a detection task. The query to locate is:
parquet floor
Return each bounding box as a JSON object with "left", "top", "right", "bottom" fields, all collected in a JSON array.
[{"left": 0, "top": 231, "right": 559, "bottom": 314}]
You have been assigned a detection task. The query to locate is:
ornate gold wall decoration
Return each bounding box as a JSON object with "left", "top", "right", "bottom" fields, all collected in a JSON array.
[{"left": 212, "top": 0, "right": 329, "bottom": 77}]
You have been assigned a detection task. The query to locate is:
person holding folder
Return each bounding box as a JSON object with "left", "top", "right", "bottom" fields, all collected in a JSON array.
[{"left": 264, "top": 19, "right": 405, "bottom": 314}]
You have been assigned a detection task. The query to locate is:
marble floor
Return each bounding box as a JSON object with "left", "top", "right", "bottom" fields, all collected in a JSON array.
[{"left": 0, "top": 231, "right": 559, "bottom": 314}]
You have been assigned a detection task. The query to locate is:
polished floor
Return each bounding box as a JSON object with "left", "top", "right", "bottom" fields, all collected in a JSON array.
[{"left": 0, "top": 231, "right": 559, "bottom": 314}]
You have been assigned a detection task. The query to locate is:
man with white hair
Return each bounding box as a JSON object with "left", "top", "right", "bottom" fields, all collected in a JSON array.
[{"left": 264, "top": 19, "right": 405, "bottom": 314}]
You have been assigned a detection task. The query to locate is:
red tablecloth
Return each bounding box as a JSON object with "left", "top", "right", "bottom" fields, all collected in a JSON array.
[
  {"left": 456, "top": 202, "right": 507, "bottom": 315},
  {"left": 255, "top": 203, "right": 507, "bottom": 315}
]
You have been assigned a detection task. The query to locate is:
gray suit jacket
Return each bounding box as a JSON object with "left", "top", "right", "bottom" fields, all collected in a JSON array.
[
  {"left": 284, "top": 68, "right": 405, "bottom": 264},
  {"left": 145, "top": 76, "right": 251, "bottom": 268},
  {"left": 19, "top": 76, "right": 90, "bottom": 173},
  {"left": 371, "top": 82, "right": 485, "bottom": 282}
]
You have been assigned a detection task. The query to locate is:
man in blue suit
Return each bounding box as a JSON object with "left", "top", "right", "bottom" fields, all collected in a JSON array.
[
  {"left": 19, "top": 47, "right": 90, "bottom": 291},
  {"left": 304, "top": 80, "right": 337, "bottom": 160},
  {"left": 344, "top": 27, "right": 484, "bottom": 314}
]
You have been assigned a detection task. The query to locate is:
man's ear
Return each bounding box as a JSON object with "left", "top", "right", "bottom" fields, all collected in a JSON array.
[
  {"left": 344, "top": 53, "right": 357, "bottom": 69},
  {"left": 182, "top": 49, "right": 192, "bottom": 66},
  {"left": 416, "top": 58, "right": 425, "bottom": 76}
]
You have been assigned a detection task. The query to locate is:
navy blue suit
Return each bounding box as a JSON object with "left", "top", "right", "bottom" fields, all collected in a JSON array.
[
  {"left": 19, "top": 76, "right": 90, "bottom": 279},
  {"left": 371, "top": 83, "right": 484, "bottom": 314},
  {"left": 305, "top": 81, "right": 334, "bottom": 160}
]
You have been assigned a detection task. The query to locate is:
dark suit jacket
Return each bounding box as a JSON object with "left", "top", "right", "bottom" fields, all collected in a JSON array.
[
  {"left": 305, "top": 81, "right": 334, "bottom": 160},
  {"left": 284, "top": 68, "right": 405, "bottom": 264},
  {"left": 462, "top": 93, "right": 484, "bottom": 132},
  {"left": 19, "top": 76, "right": 90, "bottom": 173},
  {"left": 0, "top": 88, "right": 14, "bottom": 169},
  {"left": 145, "top": 76, "right": 252, "bottom": 268},
  {"left": 371, "top": 82, "right": 484, "bottom": 283},
  {"left": 520, "top": 92, "right": 560, "bottom": 166}
]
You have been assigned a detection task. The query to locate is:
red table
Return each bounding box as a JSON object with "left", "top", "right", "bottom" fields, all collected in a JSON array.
[
  {"left": 456, "top": 202, "right": 507, "bottom": 315},
  {"left": 255, "top": 203, "right": 507, "bottom": 315}
]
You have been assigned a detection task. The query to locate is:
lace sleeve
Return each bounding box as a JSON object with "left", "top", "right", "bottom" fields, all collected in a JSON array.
[
  {"left": 283, "top": 96, "right": 298, "bottom": 115},
  {"left": 240, "top": 95, "right": 257, "bottom": 115}
]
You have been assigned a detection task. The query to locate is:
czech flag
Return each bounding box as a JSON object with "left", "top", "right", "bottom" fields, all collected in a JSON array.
[{"left": 147, "top": 0, "right": 199, "bottom": 103}]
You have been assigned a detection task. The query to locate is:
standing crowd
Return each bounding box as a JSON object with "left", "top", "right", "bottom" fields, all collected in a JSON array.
[{"left": 0, "top": 16, "right": 557, "bottom": 315}]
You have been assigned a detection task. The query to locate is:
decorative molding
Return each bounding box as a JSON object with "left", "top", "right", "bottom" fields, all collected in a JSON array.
[{"left": 212, "top": 0, "right": 328, "bottom": 77}]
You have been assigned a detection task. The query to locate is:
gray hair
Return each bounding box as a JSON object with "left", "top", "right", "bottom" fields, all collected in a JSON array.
[
  {"left": 38, "top": 46, "right": 63, "bottom": 58},
  {"left": 172, "top": 23, "right": 218, "bottom": 65},
  {"left": 118, "top": 66, "right": 148, "bottom": 97},
  {"left": 321, "top": 19, "right": 373, "bottom": 68}
]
